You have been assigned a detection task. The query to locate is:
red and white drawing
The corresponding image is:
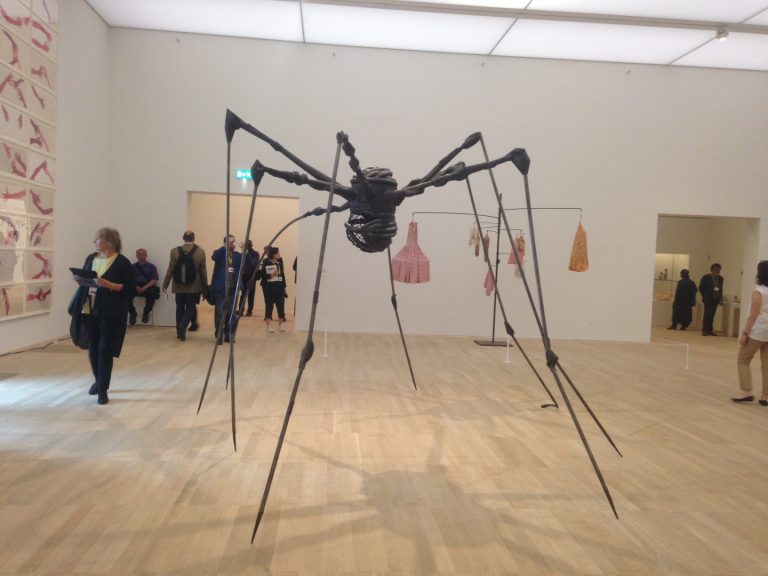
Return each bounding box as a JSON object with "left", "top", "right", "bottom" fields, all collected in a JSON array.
[
  {"left": 25, "top": 79, "right": 54, "bottom": 122},
  {"left": 0, "top": 102, "right": 27, "bottom": 143},
  {"left": 28, "top": 218, "right": 51, "bottom": 247},
  {"left": 29, "top": 117, "right": 53, "bottom": 152},
  {"left": 31, "top": 18, "right": 56, "bottom": 60},
  {"left": 0, "top": 0, "right": 31, "bottom": 35},
  {"left": 0, "top": 179, "right": 26, "bottom": 212},
  {"left": 27, "top": 185, "right": 51, "bottom": 215},
  {"left": 1, "top": 27, "right": 28, "bottom": 72},
  {"left": 0, "top": 212, "right": 20, "bottom": 245},
  {"left": 28, "top": 151, "right": 52, "bottom": 184},
  {"left": 32, "top": 0, "right": 56, "bottom": 29},
  {"left": 0, "top": 284, "right": 23, "bottom": 316},
  {"left": 29, "top": 49, "right": 56, "bottom": 91},
  {"left": 0, "top": 139, "right": 27, "bottom": 177},
  {"left": 28, "top": 250, "right": 50, "bottom": 278},
  {"left": 0, "top": 67, "right": 27, "bottom": 109},
  {"left": 25, "top": 283, "right": 51, "bottom": 311}
]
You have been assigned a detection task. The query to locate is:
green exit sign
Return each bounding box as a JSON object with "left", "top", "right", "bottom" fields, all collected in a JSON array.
[{"left": 236, "top": 169, "right": 252, "bottom": 180}]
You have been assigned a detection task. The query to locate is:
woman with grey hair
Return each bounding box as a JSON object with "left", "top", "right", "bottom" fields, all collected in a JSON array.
[{"left": 70, "top": 227, "right": 134, "bottom": 404}]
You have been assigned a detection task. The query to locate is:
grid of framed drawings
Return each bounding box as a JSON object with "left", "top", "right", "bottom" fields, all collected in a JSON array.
[{"left": 0, "top": 0, "right": 57, "bottom": 321}]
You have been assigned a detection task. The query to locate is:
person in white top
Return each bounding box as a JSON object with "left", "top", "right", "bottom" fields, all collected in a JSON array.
[{"left": 733, "top": 260, "right": 768, "bottom": 405}]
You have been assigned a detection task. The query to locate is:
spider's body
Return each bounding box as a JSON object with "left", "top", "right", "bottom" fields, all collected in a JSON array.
[{"left": 346, "top": 167, "right": 398, "bottom": 252}]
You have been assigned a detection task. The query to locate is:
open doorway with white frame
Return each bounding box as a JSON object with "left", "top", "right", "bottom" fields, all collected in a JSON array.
[
  {"left": 187, "top": 191, "right": 300, "bottom": 326},
  {"left": 653, "top": 215, "right": 759, "bottom": 337}
]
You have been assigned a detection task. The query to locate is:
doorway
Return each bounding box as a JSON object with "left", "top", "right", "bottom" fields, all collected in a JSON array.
[
  {"left": 187, "top": 191, "right": 300, "bottom": 320},
  {"left": 653, "top": 215, "right": 759, "bottom": 335}
]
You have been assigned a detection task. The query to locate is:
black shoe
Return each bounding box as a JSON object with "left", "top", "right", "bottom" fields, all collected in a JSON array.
[
  {"left": 703, "top": 332, "right": 716, "bottom": 336},
  {"left": 98, "top": 393, "right": 109, "bottom": 405},
  {"left": 759, "top": 400, "right": 768, "bottom": 406},
  {"left": 731, "top": 395, "right": 754, "bottom": 403},
  {"left": 667, "top": 325, "right": 677, "bottom": 330},
  {"left": 129, "top": 314, "right": 137, "bottom": 326},
  {"left": 88, "top": 383, "right": 98, "bottom": 395},
  {"left": 141, "top": 312, "right": 149, "bottom": 323},
  {"left": 680, "top": 327, "right": 687, "bottom": 331},
  {"left": 179, "top": 329, "right": 186, "bottom": 342},
  {"left": 189, "top": 323, "right": 199, "bottom": 332},
  {"left": 246, "top": 311, "right": 253, "bottom": 317}
]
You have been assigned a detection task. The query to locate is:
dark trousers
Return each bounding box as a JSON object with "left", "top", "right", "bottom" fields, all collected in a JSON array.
[
  {"left": 239, "top": 284, "right": 256, "bottom": 314},
  {"left": 671, "top": 304, "right": 693, "bottom": 328},
  {"left": 87, "top": 315, "right": 114, "bottom": 395},
  {"left": 175, "top": 292, "right": 199, "bottom": 334},
  {"left": 215, "top": 289, "right": 237, "bottom": 338},
  {"left": 128, "top": 287, "right": 159, "bottom": 318},
  {"left": 702, "top": 300, "right": 719, "bottom": 333},
  {"left": 263, "top": 290, "right": 286, "bottom": 320}
]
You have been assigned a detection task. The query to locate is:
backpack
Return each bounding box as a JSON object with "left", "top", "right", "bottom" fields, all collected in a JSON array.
[{"left": 173, "top": 245, "right": 197, "bottom": 285}]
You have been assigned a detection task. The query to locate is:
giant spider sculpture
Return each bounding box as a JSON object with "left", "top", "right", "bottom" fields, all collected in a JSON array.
[{"left": 198, "top": 110, "right": 621, "bottom": 544}]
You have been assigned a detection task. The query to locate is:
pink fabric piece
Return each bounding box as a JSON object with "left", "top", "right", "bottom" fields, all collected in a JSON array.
[
  {"left": 484, "top": 269, "right": 495, "bottom": 296},
  {"left": 392, "top": 222, "right": 430, "bottom": 283}
]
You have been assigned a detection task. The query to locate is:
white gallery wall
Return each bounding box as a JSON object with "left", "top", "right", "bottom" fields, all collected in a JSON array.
[
  {"left": 2, "top": 0, "right": 766, "bottom": 354},
  {"left": 102, "top": 27, "right": 768, "bottom": 342}
]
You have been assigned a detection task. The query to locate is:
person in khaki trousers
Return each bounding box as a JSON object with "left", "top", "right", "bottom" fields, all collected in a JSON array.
[
  {"left": 733, "top": 260, "right": 768, "bottom": 405},
  {"left": 162, "top": 230, "right": 208, "bottom": 341}
]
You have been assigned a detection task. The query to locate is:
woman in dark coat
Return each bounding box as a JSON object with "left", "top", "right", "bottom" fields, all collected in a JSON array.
[
  {"left": 260, "top": 246, "right": 287, "bottom": 333},
  {"left": 669, "top": 268, "right": 697, "bottom": 330},
  {"left": 70, "top": 227, "right": 134, "bottom": 404}
]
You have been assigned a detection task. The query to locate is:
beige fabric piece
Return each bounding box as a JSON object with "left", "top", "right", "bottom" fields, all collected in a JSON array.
[{"left": 569, "top": 223, "right": 589, "bottom": 272}]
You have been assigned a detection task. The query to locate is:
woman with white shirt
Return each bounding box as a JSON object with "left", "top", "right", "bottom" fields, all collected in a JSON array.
[{"left": 733, "top": 260, "right": 768, "bottom": 405}]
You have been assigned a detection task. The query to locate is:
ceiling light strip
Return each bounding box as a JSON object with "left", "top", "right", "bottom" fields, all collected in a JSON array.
[{"left": 302, "top": 0, "right": 768, "bottom": 35}]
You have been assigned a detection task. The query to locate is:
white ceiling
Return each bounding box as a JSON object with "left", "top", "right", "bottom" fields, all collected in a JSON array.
[{"left": 86, "top": 0, "right": 768, "bottom": 71}]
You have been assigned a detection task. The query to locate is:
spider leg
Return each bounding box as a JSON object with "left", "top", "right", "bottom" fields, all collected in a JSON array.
[
  {"left": 251, "top": 160, "right": 354, "bottom": 201},
  {"left": 473, "top": 140, "right": 620, "bottom": 517},
  {"left": 226, "top": 109, "right": 346, "bottom": 189},
  {"left": 406, "top": 132, "right": 482, "bottom": 188},
  {"left": 252, "top": 137, "right": 345, "bottom": 543},
  {"left": 386, "top": 246, "right": 417, "bottom": 391},
  {"left": 388, "top": 148, "right": 530, "bottom": 201}
]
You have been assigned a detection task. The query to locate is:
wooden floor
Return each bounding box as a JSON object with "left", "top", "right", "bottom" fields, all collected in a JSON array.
[{"left": 1, "top": 314, "right": 766, "bottom": 575}]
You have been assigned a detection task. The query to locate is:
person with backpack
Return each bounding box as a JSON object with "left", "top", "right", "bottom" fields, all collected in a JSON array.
[{"left": 162, "top": 230, "right": 208, "bottom": 341}]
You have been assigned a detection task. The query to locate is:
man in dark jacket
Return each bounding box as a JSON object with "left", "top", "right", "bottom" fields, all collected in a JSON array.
[
  {"left": 699, "top": 263, "right": 724, "bottom": 336},
  {"left": 211, "top": 234, "right": 242, "bottom": 343}
]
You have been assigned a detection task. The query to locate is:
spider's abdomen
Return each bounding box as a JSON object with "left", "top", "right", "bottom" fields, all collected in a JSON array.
[{"left": 345, "top": 167, "right": 398, "bottom": 253}]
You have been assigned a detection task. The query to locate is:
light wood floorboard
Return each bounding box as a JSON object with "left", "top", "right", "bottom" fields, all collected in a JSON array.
[{"left": 1, "top": 313, "right": 766, "bottom": 575}]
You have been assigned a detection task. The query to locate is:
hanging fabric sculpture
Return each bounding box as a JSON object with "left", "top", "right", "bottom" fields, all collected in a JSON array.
[
  {"left": 471, "top": 226, "right": 481, "bottom": 257},
  {"left": 484, "top": 269, "right": 495, "bottom": 296},
  {"left": 508, "top": 233, "right": 526, "bottom": 265},
  {"left": 482, "top": 231, "right": 491, "bottom": 262},
  {"left": 391, "top": 221, "right": 430, "bottom": 283},
  {"left": 569, "top": 222, "right": 589, "bottom": 272}
]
